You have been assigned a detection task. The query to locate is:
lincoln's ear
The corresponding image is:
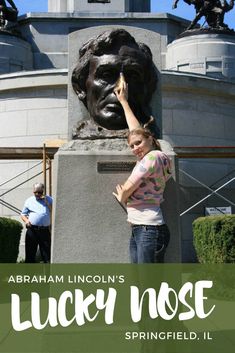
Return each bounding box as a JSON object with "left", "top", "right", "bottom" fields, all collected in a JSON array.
[
  {"left": 72, "top": 80, "right": 87, "bottom": 103},
  {"left": 71, "top": 66, "right": 87, "bottom": 103},
  {"left": 77, "top": 90, "right": 87, "bottom": 102}
]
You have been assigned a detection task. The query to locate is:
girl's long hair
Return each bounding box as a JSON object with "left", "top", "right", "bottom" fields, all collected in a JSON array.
[{"left": 127, "top": 127, "right": 161, "bottom": 151}]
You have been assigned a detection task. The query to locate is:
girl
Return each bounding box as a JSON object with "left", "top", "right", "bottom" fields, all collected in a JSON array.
[{"left": 113, "top": 77, "right": 172, "bottom": 263}]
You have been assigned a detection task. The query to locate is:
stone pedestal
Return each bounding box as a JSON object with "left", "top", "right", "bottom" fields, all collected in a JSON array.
[
  {"left": 166, "top": 33, "right": 235, "bottom": 80},
  {"left": 52, "top": 139, "right": 131, "bottom": 263},
  {"left": 0, "top": 33, "right": 33, "bottom": 74},
  {"left": 52, "top": 139, "right": 181, "bottom": 263}
]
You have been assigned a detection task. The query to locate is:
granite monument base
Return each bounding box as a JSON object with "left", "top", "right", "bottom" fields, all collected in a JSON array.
[
  {"left": 52, "top": 139, "right": 181, "bottom": 263},
  {"left": 166, "top": 33, "right": 235, "bottom": 80},
  {"left": 0, "top": 33, "right": 33, "bottom": 74}
]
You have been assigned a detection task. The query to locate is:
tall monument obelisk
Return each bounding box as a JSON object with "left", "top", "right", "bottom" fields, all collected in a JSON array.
[{"left": 48, "top": 0, "right": 150, "bottom": 13}]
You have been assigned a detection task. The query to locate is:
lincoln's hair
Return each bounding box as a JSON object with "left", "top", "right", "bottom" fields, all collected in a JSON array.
[{"left": 72, "top": 28, "right": 157, "bottom": 107}]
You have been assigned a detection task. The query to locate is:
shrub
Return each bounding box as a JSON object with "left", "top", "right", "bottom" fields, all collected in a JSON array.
[
  {"left": 0, "top": 217, "right": 22, "bottom": 263},
  {"left": 193, "top": 215, "right": 235, "bottom": 263}
]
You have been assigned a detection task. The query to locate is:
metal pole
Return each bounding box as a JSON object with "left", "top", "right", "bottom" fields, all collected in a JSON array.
[
  {"left": 48, "top": 158, "right": 52, "bottom": 196},
  {"left": 43, "top": 143, "right": 47, "bottom": 195}
]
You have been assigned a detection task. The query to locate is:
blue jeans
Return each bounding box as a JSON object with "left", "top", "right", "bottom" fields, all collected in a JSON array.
[{"left": 130, "top": 224, "right": 170, "bottom": 263}]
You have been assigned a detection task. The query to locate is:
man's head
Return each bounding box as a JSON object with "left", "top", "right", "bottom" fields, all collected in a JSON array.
[
  {"left": 72, "top": 29, "right": 157, "bottom": 130},
  {"left": 33, "top": 183, "right": 44, "bottom": 199}
]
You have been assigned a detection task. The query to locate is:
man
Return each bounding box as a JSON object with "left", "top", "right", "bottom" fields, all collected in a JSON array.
[
  {"left": 21, "top": 183, "right": 52, "bottom": 263},
  {"left": 72, "top": 29, "right": 158, "bottom": 131}
]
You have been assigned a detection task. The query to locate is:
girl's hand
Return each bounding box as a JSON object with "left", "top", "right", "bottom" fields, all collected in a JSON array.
[
  {"left": 114, "top": 79, "right": 128, "bottom": 104},
  {"left": 112, "top": 184, "right": 126, "bottom": 204}
]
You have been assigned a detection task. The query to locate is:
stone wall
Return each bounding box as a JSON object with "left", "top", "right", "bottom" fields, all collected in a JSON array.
[
  {"left": 166, "top": 34, "right": 235, "bottom": 81},
  {"left": 0, "top": 69, "right": 68, "bottom": 260},
  {"left": 162, "top": 71, "right": 235, "bottom": 147},
  {"left": 0, "top": 34, "right": 33, "bottom": 74},
  {"left": 162, "top": 71, "right": 235, "bottom": 261},
  {"left": 16, "top": 13, "right": 189, "bottom": 71},
  {"left": 0, "top": 69, "right": 68, "bottom": 146}
]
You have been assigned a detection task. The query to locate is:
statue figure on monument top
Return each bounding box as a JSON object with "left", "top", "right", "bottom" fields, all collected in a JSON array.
[
  {"left": 172, "top": 0, "right": 234, "bottom": 31},
  {"left": 72, "top": 29, "right": 158, "bottom": 137},
  {"left": 0, "top": 0, "right": 18, "bottom": 29}
]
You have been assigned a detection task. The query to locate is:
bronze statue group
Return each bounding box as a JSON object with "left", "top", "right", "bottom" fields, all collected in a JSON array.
[
  {"left": 0, "top": 0, "right": 18, "bottom": 29},
  {"left": 172, "top": 0, "right": 234, "bottom": 30}
]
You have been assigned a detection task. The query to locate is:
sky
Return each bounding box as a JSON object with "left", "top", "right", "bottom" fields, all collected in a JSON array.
[{"left": 16, "top": 0, "right": 234, "bottom": 29}]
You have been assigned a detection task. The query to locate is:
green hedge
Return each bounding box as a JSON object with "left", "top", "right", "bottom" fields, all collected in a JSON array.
[
  {"left": 0, "top": 217, "right": 22, "bottom": 263},
  {"left": 193, "top": 215, "right": 235, "bottom": 263}
]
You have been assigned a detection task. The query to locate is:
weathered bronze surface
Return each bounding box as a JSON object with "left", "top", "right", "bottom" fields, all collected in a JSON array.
[
  {"left": 72, "top": 29, "right": 158, "bottom": 131},
  {"left": 0, "top": 0, "right": 18, "bottom": 29},
  {"left": 172, "top": 0, "right": 234, "bottom": 32}
]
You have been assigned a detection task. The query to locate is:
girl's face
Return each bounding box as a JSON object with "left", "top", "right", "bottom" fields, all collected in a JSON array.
[{"left": 128, "top": 133, "right": 153, "bottom": 160}]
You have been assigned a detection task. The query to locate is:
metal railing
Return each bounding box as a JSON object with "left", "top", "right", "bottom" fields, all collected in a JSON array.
[{"left": 174, "top": 146, "right": 235, "bottom": 217}]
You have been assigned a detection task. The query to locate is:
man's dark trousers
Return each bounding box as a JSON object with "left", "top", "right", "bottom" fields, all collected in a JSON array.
[{"left": 25, "top": 225, "right": 51, "bottom": 263}]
